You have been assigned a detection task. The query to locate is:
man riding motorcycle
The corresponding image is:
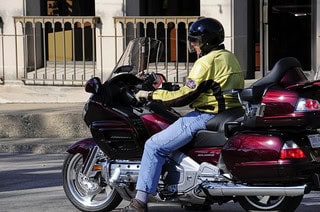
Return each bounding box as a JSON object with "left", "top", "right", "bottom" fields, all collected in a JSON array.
[{"left": 122, "top": 17, "right": 245, "bottom": 212}]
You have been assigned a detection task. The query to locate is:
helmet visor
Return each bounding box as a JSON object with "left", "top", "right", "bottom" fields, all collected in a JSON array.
[
  {"left": 188, "top": 34, "right": 202, "bottom": 43},
  {"left": 188, "top": 40, "right": 201, "bottom": 54},
  {"left": 188, "top": 35, "right": 201, "bottom": 53}
]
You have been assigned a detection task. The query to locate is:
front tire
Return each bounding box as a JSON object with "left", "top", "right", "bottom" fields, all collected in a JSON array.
[
  {"left": 62, "top": 153, "right": 122, "bottom": 212},
  {"left": 238, "top": 195, "right": 303, "bottom": 212}
]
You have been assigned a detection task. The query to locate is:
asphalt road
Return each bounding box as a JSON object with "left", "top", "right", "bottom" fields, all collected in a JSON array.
[{"left": 0, "top": 153, "right": 320, "bottom": 212}]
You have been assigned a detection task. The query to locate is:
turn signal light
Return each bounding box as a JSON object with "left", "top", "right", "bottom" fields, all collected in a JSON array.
[{"left": 92, "top": 165, "right": 102, "bottom": 171}]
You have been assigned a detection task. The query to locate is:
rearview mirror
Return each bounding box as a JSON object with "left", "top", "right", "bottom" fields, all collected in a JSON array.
[{"left": 85, "top": 77, "right": 102, "bottom": 94}]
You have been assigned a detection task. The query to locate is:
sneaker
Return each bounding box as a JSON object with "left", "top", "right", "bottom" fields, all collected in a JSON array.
[{"left": 121, "top": 198, "right": 148, "bottom": 212}]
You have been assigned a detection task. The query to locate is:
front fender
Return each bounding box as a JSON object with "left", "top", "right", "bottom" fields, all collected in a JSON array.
[{"left": 66, "top": 138, "right": 96, "bottom": 159}]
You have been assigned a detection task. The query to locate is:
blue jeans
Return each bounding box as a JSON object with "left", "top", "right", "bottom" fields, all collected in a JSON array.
[{"left": 136, "top": 110, "right": 214, "bottom": 194}]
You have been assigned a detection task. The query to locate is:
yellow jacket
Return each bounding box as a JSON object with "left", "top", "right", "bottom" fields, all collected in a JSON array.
[{"left": 152, "top": 49, "right": 244, "bottom": 113}]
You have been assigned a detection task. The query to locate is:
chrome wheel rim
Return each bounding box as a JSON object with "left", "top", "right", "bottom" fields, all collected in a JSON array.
[
  {"left": 244, "top": 195, "right": 285, "bottom": 210},
  {"left": 66, "top": 153, "right": 114, "bottom": 208}
]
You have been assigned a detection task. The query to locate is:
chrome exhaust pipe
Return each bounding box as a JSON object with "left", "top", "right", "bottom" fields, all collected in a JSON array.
[{"left": 199, "top": 182, "right": 306, "bottom": 197}]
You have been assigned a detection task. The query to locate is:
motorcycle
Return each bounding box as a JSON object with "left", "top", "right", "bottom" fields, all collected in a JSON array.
[{"left": 62, "top": 37, "right": 320, "bottom": 212}]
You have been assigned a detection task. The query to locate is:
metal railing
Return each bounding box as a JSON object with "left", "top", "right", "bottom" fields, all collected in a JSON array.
[
  {"left": 0, "top": 16, "right": 4, "bottom": 84},
  {"left": 13, "top": 16, "right": 100, "bottom": 85},
  {"left": 10, "top": 16, "right": 199, "bottom": 86}
]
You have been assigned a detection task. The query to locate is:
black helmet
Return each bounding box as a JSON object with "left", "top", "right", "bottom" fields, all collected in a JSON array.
[{"left": 188, "top": 18, "right": 225, "bottom": 54}]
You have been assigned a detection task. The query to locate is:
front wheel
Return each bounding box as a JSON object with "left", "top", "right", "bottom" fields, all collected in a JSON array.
[
  {"left": 237, "top": 195, "right": 303, "bottom": 212},
  {"left": 62, "top": 153, "right": 122, "bottom": 212}
]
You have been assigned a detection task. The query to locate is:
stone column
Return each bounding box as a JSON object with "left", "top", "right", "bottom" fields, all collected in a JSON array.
[
  {"left": 95, "top": 0, "right": 124, "bottom": 81},
  {"left": 0, "top": 0, "right": 25, "bottom": 83},
  {"left": 312, "top": 0, "right": 320, "bottom": 80},
  {"left": 200, "top": 0, "right": 252, "bottom": 79}
]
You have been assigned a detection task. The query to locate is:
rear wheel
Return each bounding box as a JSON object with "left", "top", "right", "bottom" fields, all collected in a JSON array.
[
  {"left": 62, "top": 153, "right": 122, "bottom": 212},
  {"left": 238, "top": 195, "right": 303, "bottom": 212}
]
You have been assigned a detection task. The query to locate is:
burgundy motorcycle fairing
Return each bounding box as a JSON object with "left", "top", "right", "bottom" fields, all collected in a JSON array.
[
  {"left": 256, "top": 82, "right": 320, "bottom": 128},
  {"left": 140, "top": 113, "right": 171, "bottom": 135},
  {"left": 222, "top": 131, "right": 320, "bottom": 184},
  {"left": 66, "top": 137, "right": 97, "bottom": 159},
  {"left": 90, "top": 110, "right": 147, "bottom": 160},
  {"left": 256, "top": 88, "right": 303, "bottom": 127},
  {"left": 90, "top": 112, "right": 177, "bottom": 160},
  {"left": 240, "top": 57, "right": 320, "bottom": 129},
  {"left": 187, "top": 147, "right": 222, "bottom": 166}
]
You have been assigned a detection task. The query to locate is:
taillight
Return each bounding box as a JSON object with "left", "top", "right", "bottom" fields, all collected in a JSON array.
[
  {"left": 280, "top": 148, "right": 306, "bottom": 159},
  {"left": 280, "top": 141, "right": 306, "bottom": 159},
  {"left": 295, "top": 98, "right": 320, "bottom": 112}
]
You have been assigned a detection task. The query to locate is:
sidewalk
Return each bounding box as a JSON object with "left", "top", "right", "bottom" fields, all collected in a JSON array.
[
  {"left": 0, "top": 83, "right": 90, "bottom": 104},
  {"left": 0, "top": 84, "right": 91, "bottom": 154},
  {"left": 0, "top": 102, "right": 90, "bottom": 154}
]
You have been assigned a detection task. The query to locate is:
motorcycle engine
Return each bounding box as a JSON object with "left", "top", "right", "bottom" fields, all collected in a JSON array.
[
  {"left": 102, "top": 160, "right": 141, "bottom": 186},
  {"left": 101, "top": 151, "right": 223, "bottom": 202}
]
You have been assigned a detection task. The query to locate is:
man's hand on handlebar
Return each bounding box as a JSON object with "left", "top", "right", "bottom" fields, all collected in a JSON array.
[{"left": 135, "top": 90, "right": 153, "bottom": 102}]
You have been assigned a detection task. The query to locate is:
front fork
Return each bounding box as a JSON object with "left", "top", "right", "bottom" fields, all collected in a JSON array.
[
  {"left": 66, "top": 138, "right": 103, "bottom": 179},
  {"left": 82, "top": 145, "right": 101, "bottom": 178}
]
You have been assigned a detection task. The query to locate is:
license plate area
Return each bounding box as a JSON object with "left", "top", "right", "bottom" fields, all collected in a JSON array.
[{"left": 308, "top": 134, "right": 320, "bottom": 148}]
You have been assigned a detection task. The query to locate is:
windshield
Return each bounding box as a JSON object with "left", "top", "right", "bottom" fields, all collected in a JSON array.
[{"left": 109, "top": 37, "right": 163, "bottom": 79}]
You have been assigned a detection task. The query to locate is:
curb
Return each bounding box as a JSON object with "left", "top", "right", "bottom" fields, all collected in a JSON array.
[
  {"left": 0, "top": 138, "right": 78, "bottom": 154},
  {"left": 0, "top": 103, "right": 91, "bottom": 138}
]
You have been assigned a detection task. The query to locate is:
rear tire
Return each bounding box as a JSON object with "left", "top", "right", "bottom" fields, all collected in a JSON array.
[
  {"left": 238, "top": 195, "right": 303, "bottom": 212},
  {"left": 62, "top": 153, "right": 122, "bottom": 212}
]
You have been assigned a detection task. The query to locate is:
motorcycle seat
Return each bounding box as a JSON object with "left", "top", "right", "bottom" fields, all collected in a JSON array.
[
  {"left": 241, "top": 57, "right": 302, "bottom": 103},
  {"left": 186, "top": 107, "right": 244, "bottom": 148},
  {"left": 205, "top": 107, "right": 244, "bottom": 131}
]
